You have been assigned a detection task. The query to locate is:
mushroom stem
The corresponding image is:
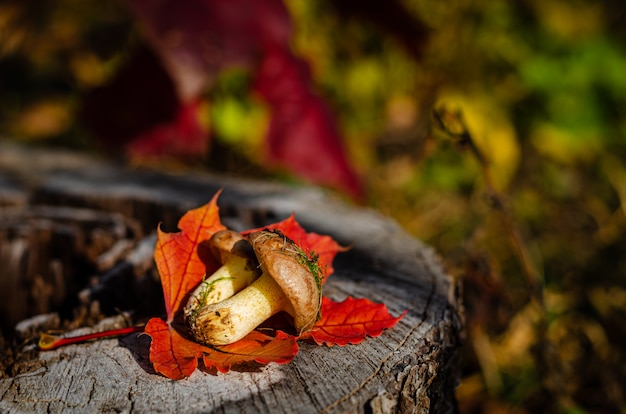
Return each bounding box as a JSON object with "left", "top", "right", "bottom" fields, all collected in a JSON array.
[
  {"left": 184, "top": 230, "right": 260, "bottom": 324},
  {"left": 189, "top": 273, "right": 294, "bottom": 345},
  {"left": 184, "top": 256, "right": 257, "bottom": 322}
]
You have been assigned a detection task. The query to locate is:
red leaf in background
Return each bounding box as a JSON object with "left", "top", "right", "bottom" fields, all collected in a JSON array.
[
  {"left": 243, "top": 214, "right": 347, "bottom": 283},
  {"left": 253, "top": 46, "right": 364, "bottom": 200},
  {"left": 154, "top": 191, "right": 225, "bottom": 321},
  {"left": 79, "top": 44, "right": 180, "bottom": 152},
  {"left": 80, "top": 44, "right": 210, "bottom": 159},
  {"left": 127, "top": 0, "right": 291, "bottom": 100},
  {"left": 303, "top": 296, "right": 407, "bottom": 346},
  {"left": 123, "top": 0, "right": 363, "bottom": 198},
  {"left": 127, "top": 99, "right": 208, "bottom": 158}
]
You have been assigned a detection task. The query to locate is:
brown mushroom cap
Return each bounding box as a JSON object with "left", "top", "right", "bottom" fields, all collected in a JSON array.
[
  {"left": 246, "top": 230, "right": 322, "bottom": 333},
  {"left": 209, "top": 230, "right": 258, "bottom": 269}
]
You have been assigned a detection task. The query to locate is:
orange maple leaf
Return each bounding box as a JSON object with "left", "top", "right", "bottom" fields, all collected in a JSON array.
[
  {"left": 202, "top": 330, "right": 299, "bottom": 373},
  {"left": 145, "top": 318, "right": 298, "bottom": 379},
  {"left": 303, "top": 297, "right": 407, "bottom": 346},
  {"left": 154, "top": 190, "right": 225, "bottom": 322},
  {"left": 145, "top": 318, "right": 210, "bottom": 379}
]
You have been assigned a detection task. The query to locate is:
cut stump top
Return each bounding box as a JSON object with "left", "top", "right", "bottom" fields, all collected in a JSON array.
[{"left": 0, "top": 144, "right": 462, "bottom": 414}]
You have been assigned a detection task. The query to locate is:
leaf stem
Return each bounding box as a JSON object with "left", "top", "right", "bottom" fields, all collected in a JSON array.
[{"left": 38, "top": 325, "right": 144, "bottom": 351}]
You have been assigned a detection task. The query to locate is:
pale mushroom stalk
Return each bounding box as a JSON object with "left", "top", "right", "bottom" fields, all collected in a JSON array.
[
  {"left": 188, "top": 230, "right": 322, "bottom": 346},
  {"left": 189, "top": 271, "right": 295, "bottom": 345},
  {"left": 185, "top": 257, "right": 255, "bottom": 309},
  {"left": 184, "top": 230, "right": 260, "bottom": 324}
]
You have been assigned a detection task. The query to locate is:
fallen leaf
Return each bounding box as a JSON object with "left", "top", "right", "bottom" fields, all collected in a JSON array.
[
  {"left": 147, "top": 191, "right": 225, "bottom": 378},
  {"left": 145, "top": 318, "right": 298, "bottom": 379},
  {"left": 153, "top": 191, "right": 225, "bottom": 321},
  {"left": 145, "top": 317, "right": 209, "bottom": 380},
  {"left": 203, "top": 330, "right": 299, "bottom": 373},
  {"left": 303, "top": 296, "right": 407, "bottom": 346}
]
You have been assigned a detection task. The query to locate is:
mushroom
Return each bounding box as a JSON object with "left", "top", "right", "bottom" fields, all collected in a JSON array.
[
  {"left": 187, "top": 229, "right": 322, "bottom": 346},
  {"left": 184, "top": 230, "right": 261, "bottom": 324}
]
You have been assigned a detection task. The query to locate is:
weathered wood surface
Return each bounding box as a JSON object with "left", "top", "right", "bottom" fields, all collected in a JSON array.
[{"left": 0, "top": 143, "right": 462, "bottom": 413}]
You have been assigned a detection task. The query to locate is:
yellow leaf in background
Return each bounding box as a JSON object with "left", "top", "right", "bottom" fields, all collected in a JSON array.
[
  {"left": 70, "top": 53, "right": 108, "bottom": 87},
  {"left": 9, "top": 100, "right": 72, "bottom": 139},
  {"left": 386, "top": 95, "right": 418, "bottom": 131},
  {"left": 528, "top": 0, "right": 603, "bottom": 40},
  {"left": 492, "top": 302, "right": 538, "bottom": 368},
  {"left": 345, "top": 59, "right": 384, "bottom": 102},
  {"left": 530, "top": 122, "right": 602, "bottom": 165},
  {"left": 589, "top": 286, "right": 626, "bottom": 319},
  {"left": 436, "top": 91, "right": 520, "bottom": 190}
]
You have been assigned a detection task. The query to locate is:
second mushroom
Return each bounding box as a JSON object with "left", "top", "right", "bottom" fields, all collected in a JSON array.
[{"left": 185, "top": 229, "right": 323, "bottom": 346}]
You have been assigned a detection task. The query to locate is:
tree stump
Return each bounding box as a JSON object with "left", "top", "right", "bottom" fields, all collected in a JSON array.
[{"left": 0, "top": 143, "right": 463, "bottom": 413}]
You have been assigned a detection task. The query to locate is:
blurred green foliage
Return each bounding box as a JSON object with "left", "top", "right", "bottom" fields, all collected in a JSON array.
[{"left": 1, "top": 0, "right": 626, "bottom": 412}]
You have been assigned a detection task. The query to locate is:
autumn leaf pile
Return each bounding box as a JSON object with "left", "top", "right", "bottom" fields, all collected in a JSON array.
[{"left": 145, "top": 191, "right": 405, "bottom": 379}]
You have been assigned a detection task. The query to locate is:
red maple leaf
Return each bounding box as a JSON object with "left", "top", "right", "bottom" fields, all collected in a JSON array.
[
  {"left": 145, "top": 318, "right": 211, "bottom": 380},
  {"left": 145, "top": 191, "right": 403, "bottom": 379},
  {"left": 153, "top": 191, "right": 225, "bottom": 321},
  {"left": 303, "top": 297, "right": 407, "bottom": 346},
  {"left": 126, "top": 100, "right": 208, "bottom": 159},
  {"left": 202, "top": 330, "right": 298, "bottom": 373},
  {"left": 145, "top": 318, "right": 298, "bottom": 379},
  {"left": 253, "top": 45, "right": 364, "bottom": 199},
  {"left": 83, "top": 0, "right": 363, "bottom": 198}
]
